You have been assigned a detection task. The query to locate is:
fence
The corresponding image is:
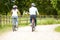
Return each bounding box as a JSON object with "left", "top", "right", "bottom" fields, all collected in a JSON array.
[{"left": 0, "top": 15, "right": 60, "bottom": 27}]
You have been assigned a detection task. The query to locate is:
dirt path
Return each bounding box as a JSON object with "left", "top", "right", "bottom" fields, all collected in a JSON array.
[{"left": 0, "top": 24, "right": 60, "bottom": 40}]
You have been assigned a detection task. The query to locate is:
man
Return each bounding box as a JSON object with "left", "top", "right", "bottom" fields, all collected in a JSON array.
[{"left": 29, "top": 3, "right": 39, "bottom": 26}]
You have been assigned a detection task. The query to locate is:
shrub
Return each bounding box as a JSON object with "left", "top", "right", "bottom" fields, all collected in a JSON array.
[{"left": 55, "top": 26, "right": 60, "bottom": 32}]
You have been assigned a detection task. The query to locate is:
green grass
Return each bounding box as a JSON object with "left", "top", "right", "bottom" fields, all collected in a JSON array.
[
  {"left": 0, "top": 24, "right": 12, "bottom": 34},
  {"left": 0, "top": 17, "right": 60, "bottom": 34},
  {"left": 55, "top": 26, "right": 60, "bottom": 32},
  {"left": 37, "top": 18, "right": 60, "bottom": 25}
]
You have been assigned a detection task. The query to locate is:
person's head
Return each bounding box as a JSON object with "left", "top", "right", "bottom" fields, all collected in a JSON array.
[
  {"left": 13, "top": 5, "right": 17, "bottom": 9},
  {"left": 31, "top": 3, "right": 36, "bottom": 7}
]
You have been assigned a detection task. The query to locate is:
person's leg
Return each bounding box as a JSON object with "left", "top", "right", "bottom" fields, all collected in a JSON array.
[
  {"left": 30, "top": 15, "right": 32, "bottom": 23},
  {"left": 35, "top": 18, "right": 36, "bottom": 26},
  {"left": 12, "top": 17, "right": 15, "bottom": 26},
  {"left": 12, "top": 16, "right": 16, "bottom": 31},
  {"left": 13, "top": 16, "right": 18, "bottom": 30},
  {"left": 15, "top": 16, "right": 18, "bottom": 28},
  {"left": 34, "top": 15, "right": 36, "bottom": 26}
]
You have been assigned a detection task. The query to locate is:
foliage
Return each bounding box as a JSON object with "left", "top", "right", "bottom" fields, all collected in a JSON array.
[
  {"left": 51, "top": 0, "right": 60, "bottom": 15},
  {"left": 0, "top": 0, "right": 60, "bottom": 15},
  {"left": 55, "top": 26, "right": 60, "bottom": 32}
]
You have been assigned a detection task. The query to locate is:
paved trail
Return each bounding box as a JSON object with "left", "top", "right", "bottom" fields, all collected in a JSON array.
[{"left": 0, "top": 24, "right": 60, "bottom": 40}]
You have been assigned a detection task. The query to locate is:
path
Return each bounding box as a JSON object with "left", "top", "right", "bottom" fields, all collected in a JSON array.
[{"left": 0, "top": 24, "right": 60, "bottom": 40}]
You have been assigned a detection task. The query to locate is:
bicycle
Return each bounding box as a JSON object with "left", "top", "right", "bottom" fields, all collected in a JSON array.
[
  {"left": 31, "top": 18, "right": 35, "bottom": 32},
  {"left": 12, "top": 18, "right": 18, "bottom": 32}
]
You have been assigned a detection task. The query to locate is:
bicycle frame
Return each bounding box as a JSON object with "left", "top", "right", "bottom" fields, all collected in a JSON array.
[
  {"left": 12, "top": 18, "right": 17, "bottom": 32},
  {"left": 31, "top": 18, "right": 35, "bottom": 32}
]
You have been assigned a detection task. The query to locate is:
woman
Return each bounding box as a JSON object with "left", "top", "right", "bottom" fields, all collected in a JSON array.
[{"left": 11, "top": 5, "right": 19, "bottom": 31}]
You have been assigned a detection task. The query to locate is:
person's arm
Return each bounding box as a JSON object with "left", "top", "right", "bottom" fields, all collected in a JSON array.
[
  {"left": 25, "top": 8, "right": 30, "bottom": 15},
  {"left": 28, "top": 8, "right": 30, "bottom": 15},
  {"left": 17, "top": 9, "right": 21, "bottom": 17},
  {"left": 36, "top": 8, "right": 39, "bottom": 15},
  {"left": 10, "top": 9, "right": 13, "bottom": 16}
]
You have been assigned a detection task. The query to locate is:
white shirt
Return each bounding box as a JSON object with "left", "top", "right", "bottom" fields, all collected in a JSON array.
[
  {"left": 29, "top": 6, "right": 38, "bottom": 15},
  {"left": 12, "top": 9, "right": 18, "bottom": 16}
]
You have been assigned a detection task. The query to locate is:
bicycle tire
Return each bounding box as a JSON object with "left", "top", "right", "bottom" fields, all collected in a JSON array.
[
  {"left": 13, "top": 25, "right": 16, "bottom": 32},
  {"left": 32, "top": 23, "right": 35, "bottom": 32}
]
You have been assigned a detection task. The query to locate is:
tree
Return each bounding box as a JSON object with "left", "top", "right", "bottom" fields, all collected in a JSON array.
[
  {"left": 51, "top": 0, "right": 60, "bottom": 15},
  {"left": 0, "top": 0, "right": 60, "bottom": 16}
]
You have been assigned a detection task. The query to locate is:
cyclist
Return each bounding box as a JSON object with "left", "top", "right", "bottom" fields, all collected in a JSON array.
[
  {"left": 29, "top": 3, "right": 39, "bottom": 26},
  {"left": 11, "top": 5, "right": 19, "bottom": 31}
]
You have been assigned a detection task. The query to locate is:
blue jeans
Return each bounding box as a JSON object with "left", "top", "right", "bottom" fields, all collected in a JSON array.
[
  {"left": 12, "top": 16, "right": 18, "bottom": 25},
  {"left": 30, "top": 15, "right": 36, "bottom": 26}
]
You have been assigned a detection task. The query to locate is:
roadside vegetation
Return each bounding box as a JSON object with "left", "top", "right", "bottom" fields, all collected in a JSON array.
[
  {"left": 0, "top": 15, "right": 60, "bottom": 34},
  {"left": 55, "top": 26, "right": 60, "bottom": 32}
]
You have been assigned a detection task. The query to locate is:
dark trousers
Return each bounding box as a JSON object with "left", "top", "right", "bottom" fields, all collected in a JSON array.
[{"left": 30, "top": 15, "right": 36, "bottom": 26}]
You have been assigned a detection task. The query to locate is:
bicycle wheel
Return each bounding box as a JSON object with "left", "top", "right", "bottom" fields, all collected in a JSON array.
[
  {"left": 13, "top": 25, "right": 16, "bottom": 32},
  {"left": 32, "top": 23, "right": 35, "bottom": 32},
  {"left": 12, "top": 18, "right": 17, "bottom": 32}
]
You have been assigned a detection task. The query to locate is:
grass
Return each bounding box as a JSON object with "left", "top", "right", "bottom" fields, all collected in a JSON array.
[
  {"left": 55, "top": 26, "right": 60, "bottom": 32},
  {"left": 0, "top": 16, "right": 60, "bottom": 34},
  {"left": 0, "top": 24, "right": 12, "bottom": 34},
  {"left": 37, "top": 18, "right": 60, "bottom": 25}
]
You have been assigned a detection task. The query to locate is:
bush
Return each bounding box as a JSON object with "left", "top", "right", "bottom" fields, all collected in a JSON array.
[
  {"left": 37, "top": 18, "right": 60, "bottom": 25},
  {"left": 55, "top": 26, "right": 60, "bottom": 32}
]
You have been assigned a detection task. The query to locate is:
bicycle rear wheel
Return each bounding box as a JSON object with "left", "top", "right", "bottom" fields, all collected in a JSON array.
[
  {"left": 12, "top": 18, "right": 18, "bottom": 32},
  {"left": 13, "top": 25, "right": 15, "bottom": 32},
  {"left": 32, "top": 26, "right": 34, "bottom": 32},
  {"left": 32, "top": 23, "right": 35, "bottom": 32}
]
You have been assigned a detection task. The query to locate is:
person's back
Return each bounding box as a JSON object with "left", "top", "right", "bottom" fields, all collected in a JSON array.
[
  {"left": 12, "top": 9, "right": 18, "bottom": 17},
  {"left": 29, "top": 6, "right": 38, "bottom": 15}
]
